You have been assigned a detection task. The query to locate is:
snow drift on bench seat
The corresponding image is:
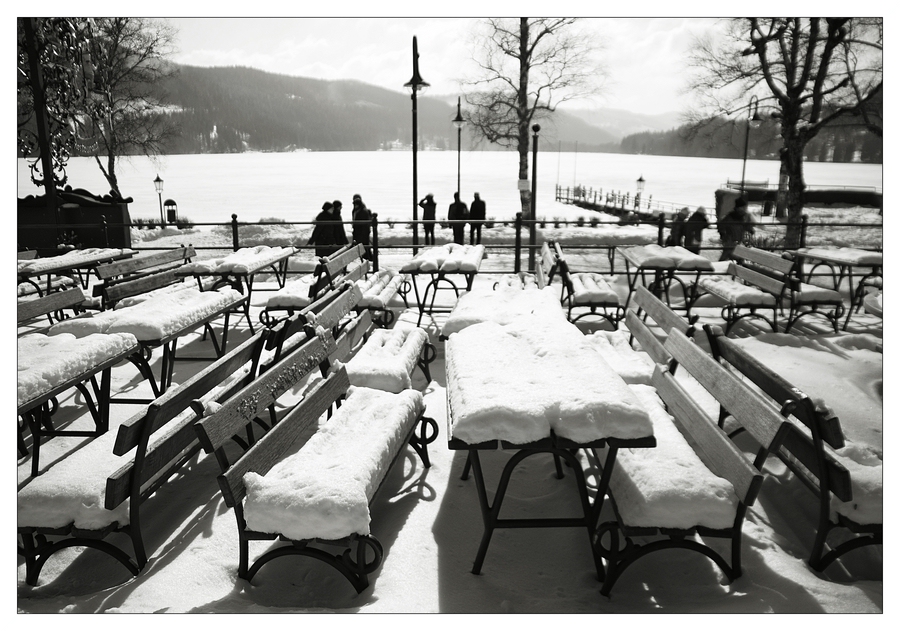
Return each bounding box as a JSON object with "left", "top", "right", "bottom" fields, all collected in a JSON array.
[
  {"left": 355, "top": 270, "right": 407, "bottom": 309},
  {"left": 607, "top": 384, "right": 740, "bottom": 530},
  {"left": 265, "top": 274, "right": 317, "bottom": 309},
  {"left": 584, "top": 330, "right": 654, "bottom": 385},
  {"left": 697, "top": 276, "right": 777, "bottom": 306},
  {"left": 336, "top": 326, "right": 429, "bottom": 392},
  {"left": 242, "top": 387, "right": 425, "bottom": 541},
  {"left": 567, "top": 273, "right": 620, "bottom": 304}
]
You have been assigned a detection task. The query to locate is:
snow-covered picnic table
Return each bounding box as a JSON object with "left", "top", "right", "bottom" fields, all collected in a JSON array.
[
  {"left": 618, "top": 244, "right": 715, "bottom": 316},
  {"left": 787, "top": 247, "right": 883, "bottom": 330},
  {"left": 17, "top": 247, "right": 136, "bottom": 294},
  {"left": 46, "top": 286, "right": 246, "bottom": 395},
  {"left": 399, "top": 244, "right": 484, "bottom": 326},
  {"left": 444, "top": 313, "right": 655, "bottom": 576},
  {"left": 175, "top": 245, "right": 296, "bottom": 303},
  {"left": 440, "top": 283, "right": 564, "bottom": 338},
  {"left": 17, "top": 331, "right": 140, "bottom": 476}
]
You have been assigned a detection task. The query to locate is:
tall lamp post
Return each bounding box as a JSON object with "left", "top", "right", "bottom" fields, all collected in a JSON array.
[
  {"left": 452, "top": 97, "right": 466, "bottom": 197},
  {"left": 153, "top": 174, "right": 164, "bottom": 226},
  {"left": 528, "top": 124, "right": 540, "bottom": 273},
  {"left": 740, "top": 95, "right": 762, "bottom": 195},
  {"left": 404, "top": 36, "right": 429, "bottom": 255},
  {"left": 636, "top": 174, "right": 645, "bottom": 210}
]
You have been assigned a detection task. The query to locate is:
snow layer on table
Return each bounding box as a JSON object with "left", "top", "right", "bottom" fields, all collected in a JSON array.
[
  {"left": 621, "top": 245, "right": 674, "bottom": 268},
  {"left": 242, "top": 387, "right": 424, "bottom": 540},
  {"left": 583, "top": 330, "right": 654, "bottom": 385},
  {"left": 441, "top": 285, "right": 563, "bottom": 337},
  {"left": 17, "top": 332, "right": 138, "bottom": 408},
  {"left": 48, "top": 287, "right": 242, "bottom": 341},
  {"left": 568, "top": 273, "right": 620, "bottom": 303},
  {"left": 113, "top": 280, "right": 198, "bottom": 308},
  {"left": 494, "top": 273, "right": 541, "bottom": 290},
  {"left": 400, "top": 244, "right": 484, "bottom": 273},
  {"left": 797, "top": 247, "right": 883, "bottom": 266},
  {"left": 178, "top": 257, "right": 225, "bottom": 274},
  {"left": 217, "top": 245, "right": 294, "bottom": 273},
  {"left": 622, "top": 245, "right": 713, "bottom": 271},
  {"left": 607, "top": 384, "right": 739, "bottom": 529},
  {"left": 17, "top": 363, "right": 253, "bottom": 530},
  {"left": 266, "top": 274, "right": 316, "bottom": 308},
  {"left": 337, "top": 327, "right": 429, "bottom": 392},
  {"left": 446, "top": 316, "right": 653, "bottom": 445},
  {"left": 17, "top": 248, "right": 135, "bottom": 274},
  {"left": 356, "top": 270, "right": 407, "bottom": 309},
  {"left": 698, "top": 276, "right": 777, "bottom": 305}
]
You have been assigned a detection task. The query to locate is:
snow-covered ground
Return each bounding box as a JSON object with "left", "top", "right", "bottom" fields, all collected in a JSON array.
[{"left": 16, "top": 212, "right": 883, "bottom": 615}]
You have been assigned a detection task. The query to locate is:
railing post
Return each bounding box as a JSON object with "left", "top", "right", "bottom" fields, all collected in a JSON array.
[
  {"left": 231, "top": 213, "right": 239, "bottom": 251},
  {"left": 800, "top": 214, "right": 808, "bottom": 249},
  {"left": 371, "top": 212, "right": 379, "bottom": 273},
  {"left": 514, "top": 212, "right": 523, "bottom": 274},
  {"left": 657, "top": 214, "right": 666, "bottom": 246}
]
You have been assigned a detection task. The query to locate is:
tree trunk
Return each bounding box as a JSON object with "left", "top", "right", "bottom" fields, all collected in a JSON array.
[
  {"left": 517, "top": 18, "right": 531, "bottom": 219},
  {"left": 783, "top": 135, "right": 807, "bottom": 248}
]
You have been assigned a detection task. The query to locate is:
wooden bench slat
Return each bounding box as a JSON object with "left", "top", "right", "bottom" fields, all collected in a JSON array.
[
  {"left": 664, "top": 330, "right": 784, "bottom": 447},
  {"left": 623, "top": 311, "right": 671, "bottom": 367},
  {"left": 633, "top": 285, "right": 691, "bottom": 335},
  {"left": 195, "top": 334, "right": 331, "bottom": 454},
  {"left": 733, "top": 244, "right": 795, "bottom": 276},
  {"left": 101, "top": 269, "right": 184, "bottom": 304},
  {"left": 777, "top": 426, "right": 853, "bottom": 502},
  {"left": 730, "top": 263, "right": 788, "bottom": 298},
  {"left": 17, "top": 287, "right": 84, "bottom": 323},
  {"left": 218, "top": 368, "right": 351, "bottom": 507},
  {"left": 95, "top": 246, "right": 195, "bottom": 280},
  {"left": 652, "top": 366, "right": 762, "bottom": 502}
]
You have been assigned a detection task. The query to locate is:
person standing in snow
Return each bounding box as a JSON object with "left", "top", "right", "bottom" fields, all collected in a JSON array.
[
  {"left": 717, "top": 198, "right": 754, "bottom": 261},
  {"left": 307, "top": 200, "right": 348, "bottom": 259},
  {"left": 683, "top": 206, "right": 710, "bottom": 255},
  {"left": 351, "top": 193, "right": 373, "bottom": 259},
  {"left": 665, "top": 206, "right": 690, "bottom": 247},
  {"left": 419, "top": 193, "right": 437, "bottom": 246},
  {"left": 469, "top": 192, "right": 486, "bottom": 245},
  {"left": 448, "top": 192, "right": 468, "bottom": 246}
]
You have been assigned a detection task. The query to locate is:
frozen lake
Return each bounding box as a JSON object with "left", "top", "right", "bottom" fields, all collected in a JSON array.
[{"left": 18, "top": 152, "right": 882, "bottom": 226}]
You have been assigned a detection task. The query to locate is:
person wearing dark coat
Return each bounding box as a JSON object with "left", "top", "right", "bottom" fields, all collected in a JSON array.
[
  {"left": 683, "top": 206, "right": 710, "bottom": 255},
  {"left": 307, "top": 200, "right": 349, "bottom": 259},
  {"left": 717, "top": 198, "right": 754, "bottom": 261},
  {"left": 448, "top": 192, "right": 468, "bottom": 246},
  {"left": 351, "top": 194, "right": 373, "bottom": 259},
  {"left": 469, "top": 192, "right": 486, "bottom": 245},
  {"left": 418, "top": 193, "right": 437, "bottom": 245},
  {"left": 665, "top": 206, "right": 690, "bottom": 247}
]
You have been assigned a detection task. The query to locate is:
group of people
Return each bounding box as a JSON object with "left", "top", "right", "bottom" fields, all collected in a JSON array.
[
  {"left": 419, "top": 192, "right": 486, "bottom": 246},
  {"left": 665, "top": 197, "right": 754, "bottom": 261},
  {"left": 306, "top": 194, "right": 372, "bottom": 259}
]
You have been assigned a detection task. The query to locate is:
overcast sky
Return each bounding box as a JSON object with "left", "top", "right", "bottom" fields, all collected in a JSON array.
[{"left": 167, "top": 16, "right": 724, "bottom": 117}]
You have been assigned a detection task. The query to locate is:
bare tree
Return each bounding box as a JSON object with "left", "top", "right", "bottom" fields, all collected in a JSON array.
[
  {"left": 463, "top": 18, "right": 604, "bottom": 220},
  {"left": 688, "top": 18, "right": 882, "bottom": 246},
  {"left": 73, "top": 18, "right": 178, "bottom": 196}
]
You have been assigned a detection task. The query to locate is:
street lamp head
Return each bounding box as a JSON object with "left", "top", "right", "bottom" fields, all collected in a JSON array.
[
  {"left": 153, "top": 174, "right": 163, "bottom": 193},
  {"left": 636, "top": 175, "right": 645, "bottom": 193},
  {"left": 532, "top": 124, "right": 541, "bottom": 134},
  {"left": 404, "top": 36, "right": 429, "bottom": 94},
  {"left": 453, "top": 96, "right": 466, "bottom": 129}
]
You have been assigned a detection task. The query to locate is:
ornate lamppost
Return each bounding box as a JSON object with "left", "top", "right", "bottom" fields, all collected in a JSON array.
[
  {"left": 452, "top": 97, "right": 466, "bottom": 198},
  {"left": 153, "top": 174, "right": 164, "bottom": 226},
  {"left": 529, "top": 124, "right": 540, "bottom": 272},
  {"left": 404, "top": 36, "right": 429, "bottom": 255}
]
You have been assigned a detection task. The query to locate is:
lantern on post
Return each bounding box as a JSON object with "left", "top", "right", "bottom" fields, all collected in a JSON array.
[
  {"left": 452, "top": 97, "right": 466, "bottom": 198},
  {"left": 153, "top": 174, "right": 164, "bottom": 225}
]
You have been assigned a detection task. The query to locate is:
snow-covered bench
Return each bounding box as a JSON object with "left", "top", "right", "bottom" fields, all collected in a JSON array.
[
  {"left": 91, "top": 245, "right": 197, "bottom": 310},
  {"left": 48, "top": 286, "right": 248, "bottom": 399},
  {"left": 259, "top": 244, "right": 369, "bottom": 328},
  {"left": 703, "top": 324, "right": 881, "bottom": 572},
  {"left": 17, "top": 247, "right": 136, "bottom": 293},
  {"left": 17, "top": 331, "right": 266, "bottom": 587},
  {"left": 17, "top": 286, "right": 85, "bottom": 330},
  {"left": 354, "top": 269, "right": 411, "bottom": 327},
  {"left": 263, "top": 282, "right": 364, "bottom": 368},
  {"left": 696, "top": 245, "right": 844, "bottom": 334},
  {"left": 593, "top": 327, "right": 773, "bottom": 596},
  {"left": 549, "top": 241, "right": 624, "bottom": 328},
  {"left": 584, "top": 285, "right": 697, "bottom": 385},
  {"left": 401, "top": 243, "right": 485, "bottom": 326},
  {"left": 333, "top": 310, "right": 435, "bottom": 392},
  {"left": 193, "top": 333, "right": 438, "bottom": 594}
]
